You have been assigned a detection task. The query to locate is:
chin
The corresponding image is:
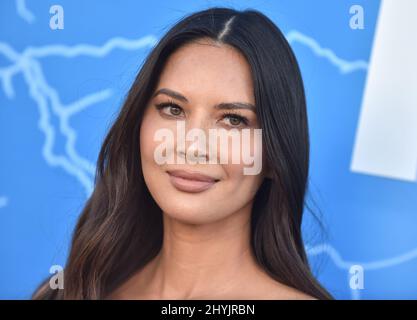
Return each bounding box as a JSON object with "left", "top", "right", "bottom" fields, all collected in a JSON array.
[{"left": 160, "top": 199, "right": 228, "bottom": 225}]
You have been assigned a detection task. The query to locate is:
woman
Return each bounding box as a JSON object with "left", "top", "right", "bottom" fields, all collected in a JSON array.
[{"left": 32, "top": 7, "right": 332, "bottom": 300}]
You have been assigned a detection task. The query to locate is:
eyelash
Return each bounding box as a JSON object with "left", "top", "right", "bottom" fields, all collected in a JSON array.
[{"left": 154, "top": 101, "right": 250, "bottom": 128}]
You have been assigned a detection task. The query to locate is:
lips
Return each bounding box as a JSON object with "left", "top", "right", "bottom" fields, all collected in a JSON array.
[{"left": 166, "top": 170, "right": 219, "bottom": 193}]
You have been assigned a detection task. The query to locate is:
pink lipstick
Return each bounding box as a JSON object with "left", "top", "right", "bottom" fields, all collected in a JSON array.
[{"left": 167, "top": 170, "right": 219, "bottom": 193}]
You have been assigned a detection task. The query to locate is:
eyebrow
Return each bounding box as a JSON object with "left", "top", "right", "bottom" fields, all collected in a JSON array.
[{"left": 152, "top": 88, "right": 256, "bottom": 113}]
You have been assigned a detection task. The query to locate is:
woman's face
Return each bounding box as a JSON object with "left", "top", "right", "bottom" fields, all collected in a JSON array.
[{"left": 140, "top": 38, "right": 265, "bottom": 224}]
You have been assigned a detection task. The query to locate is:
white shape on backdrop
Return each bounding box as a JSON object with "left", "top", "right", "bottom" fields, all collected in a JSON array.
[{"left": 351, "top": 0, "right": 417, "bottom": 182}]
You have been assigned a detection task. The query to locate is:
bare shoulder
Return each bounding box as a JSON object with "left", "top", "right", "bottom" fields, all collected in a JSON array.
[
  {"left": 106, "top": 272, "right": 142, "bottom": 299},
  {"left": 267, "top": 282, "right": 317, "bottom": 300},
  {"left": 249, "top": 270, "right": 318, "bottom": 300},
  {"left": 106, "top": 263, "right": 156, "bottom": 299}
]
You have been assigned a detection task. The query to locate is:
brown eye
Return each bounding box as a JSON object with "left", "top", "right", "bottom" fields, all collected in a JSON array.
[
  {"left": 155, "top": 102, "right": 184, "bottom": 118},
  {"left": 221, "top": 113, "right": 249, "bottom": 128},
  {"left": 228, "top": 116, "right": 242, "bottom": 126},
  {"left": 170, "top": 105, "right": 182, "bottom": 116}
]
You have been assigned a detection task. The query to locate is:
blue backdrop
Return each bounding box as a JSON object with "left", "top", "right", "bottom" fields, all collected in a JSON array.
[{"left": 1, "top": 0, "right": 416, "bottom": 299}]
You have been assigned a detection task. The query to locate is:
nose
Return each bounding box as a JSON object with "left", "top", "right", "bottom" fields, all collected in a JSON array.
[
  {"left": 176, "top": 148, "right": 208, "bottom": 163},
  {"left": 176, "top": 110, "right": 211, "bottom": 164}
]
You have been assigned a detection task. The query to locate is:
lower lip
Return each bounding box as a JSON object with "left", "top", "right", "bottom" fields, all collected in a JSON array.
[{"left": 167, "top": 173, "right": 217, "bottom": 193}]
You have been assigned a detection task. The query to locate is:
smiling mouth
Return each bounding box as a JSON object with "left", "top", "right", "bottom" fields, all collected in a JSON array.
[{"left": 166, "top": 170, "right": 220, "bottom": 193}]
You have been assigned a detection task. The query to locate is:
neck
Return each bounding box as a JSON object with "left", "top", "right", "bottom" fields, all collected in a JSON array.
[{"left": 143, "top": 202, "right": 261, "bottom": 299}]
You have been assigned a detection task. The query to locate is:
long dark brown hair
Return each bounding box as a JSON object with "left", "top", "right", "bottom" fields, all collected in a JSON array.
[{"left": 32, "top": 7, "right": 332, "bottom": 300}]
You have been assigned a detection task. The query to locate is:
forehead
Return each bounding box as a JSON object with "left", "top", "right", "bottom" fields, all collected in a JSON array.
[{"left": 156, "top": 39, "right": 255, "bottom": 104}]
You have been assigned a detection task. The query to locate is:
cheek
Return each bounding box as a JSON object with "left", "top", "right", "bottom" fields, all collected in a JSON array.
[
  {"left": 222, "top": 163, "right": 264, "bottom": 202},
  {"left": 139, "top": 110, "right": 168, "bottom": 164},
  {"left": 220, "top": 129, "right": 263, "bottom": 177},
  {"left": 139, "top": 110, "right": 173, "bottom": 210}
]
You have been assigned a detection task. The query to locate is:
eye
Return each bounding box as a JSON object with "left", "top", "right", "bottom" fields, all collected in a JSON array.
[
  {"left": 221, "top": 113, "right": 249, "bottom": 128},
  {"left": 155, "top": 101, "right": 184, "bottom": 118}
]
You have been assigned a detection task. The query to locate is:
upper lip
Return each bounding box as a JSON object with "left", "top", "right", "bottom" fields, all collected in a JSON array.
[{"left": 166, "top": 170, "right": 220, "bottom": 182}]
